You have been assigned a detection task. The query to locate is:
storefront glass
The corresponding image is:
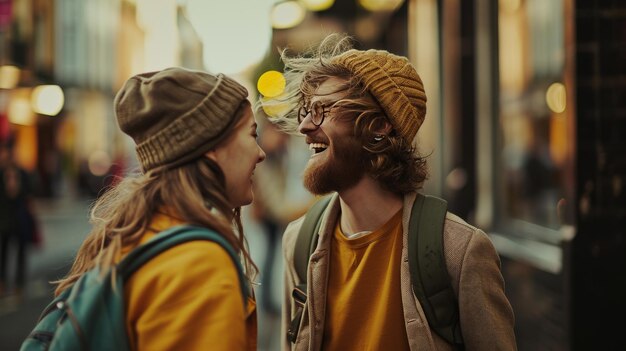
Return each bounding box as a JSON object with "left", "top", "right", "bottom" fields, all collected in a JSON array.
[{"left": 497, "top": 0, "right": 570, "bottom": 242}]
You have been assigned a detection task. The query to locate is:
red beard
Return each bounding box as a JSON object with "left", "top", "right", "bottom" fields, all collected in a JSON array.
[{"left": 303, "top": 135, "right": 367, "bottom": 195}]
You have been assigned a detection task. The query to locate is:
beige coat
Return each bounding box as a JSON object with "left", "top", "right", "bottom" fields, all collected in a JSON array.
[{"left": 281, "top": 193, "right": 517, "bottom": 351}]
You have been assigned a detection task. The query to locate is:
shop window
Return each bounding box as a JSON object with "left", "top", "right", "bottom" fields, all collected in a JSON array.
[{"left": 496, "top": 0, "right": 570, "bottom": 244}]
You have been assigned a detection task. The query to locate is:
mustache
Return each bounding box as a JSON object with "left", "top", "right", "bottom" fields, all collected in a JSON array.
[{"left": 305, "top": 137, "right": 329, "bottom": 144}]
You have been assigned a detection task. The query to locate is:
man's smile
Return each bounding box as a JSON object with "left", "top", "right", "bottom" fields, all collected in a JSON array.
[{"left": 309, "top": 142, "right": 329, "bottom": 155}]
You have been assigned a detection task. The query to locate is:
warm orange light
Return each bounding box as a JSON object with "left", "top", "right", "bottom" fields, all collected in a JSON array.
[
  {"left": 13, "top": 125, "right": 38, "bottom": 171},
  {"left": 8, "top": 93, "right": 35, "bottom": 126},
  {"left": 0, "top": 66, "right": 21, "bottom": 89},
  {"left": 549, "top": 112, "right": 567, "bottom": 166}
]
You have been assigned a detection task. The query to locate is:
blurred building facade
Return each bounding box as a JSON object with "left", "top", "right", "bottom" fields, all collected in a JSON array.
[
  {"left": 0, "top": 0, "right": 624, "bottom": 349},
  {"left": 404, "top": 0, "right": 625, "bottom": 349},
  {"left": 0, "top": 0, "right": 203, "bottom": 197}
]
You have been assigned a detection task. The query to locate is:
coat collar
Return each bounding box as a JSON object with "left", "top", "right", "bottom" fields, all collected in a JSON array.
[{"left": 306, "top": 192, "right": 431, "bottom": 350}]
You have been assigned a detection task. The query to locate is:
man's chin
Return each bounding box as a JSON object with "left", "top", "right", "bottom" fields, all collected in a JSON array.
[
  {"left": 303, "top": 138, "right": 367, "bottom": 195},
  {"left": 303, "top": 163, "right": 364, "bottom": 195},
  {"left": 303, "top": 165, "right": 330, "bottom": 195}
]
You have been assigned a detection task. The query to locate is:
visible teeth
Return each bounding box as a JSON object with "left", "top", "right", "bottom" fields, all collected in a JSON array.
[{"left": 309, "top": 143, "right": 328, "bottom": 150}]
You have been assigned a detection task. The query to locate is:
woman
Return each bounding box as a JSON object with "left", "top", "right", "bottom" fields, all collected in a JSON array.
[{"left": 54, "top": 67, "right": 266, "bottom": 350}]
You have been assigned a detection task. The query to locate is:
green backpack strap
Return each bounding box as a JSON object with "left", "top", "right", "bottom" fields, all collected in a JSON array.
[
  {"left": 408, "top": 194, "right": 463, "bottom": 346},
  {"left": 293, "top": 196, "right": 332, "bottom": 283},
  {"left": 288, "top": 194, "right": 463, "bottom": 346},
  {"left": 118, "top": 225, "right": 249, "bottom": 305},
  {"left": 287, "top": 196, "right": 332, "bottom": 343}
]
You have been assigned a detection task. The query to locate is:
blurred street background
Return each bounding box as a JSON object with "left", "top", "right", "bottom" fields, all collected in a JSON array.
[
  {"left": 0, "top": 0, "right": 625, "bottom": 350},
  {"left": 0, "top": 196, "right": 90, "bottom": 350}
]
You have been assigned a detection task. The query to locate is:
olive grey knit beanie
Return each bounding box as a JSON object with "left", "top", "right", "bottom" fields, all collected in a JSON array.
[{"left": 114, "top": 67, "right": 248, "bottom": 171}]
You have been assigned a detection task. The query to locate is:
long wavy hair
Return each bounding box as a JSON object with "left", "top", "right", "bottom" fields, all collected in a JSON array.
[
  {"left": 55, "top": 104, "right": 257, "bottom": 296},
  {"left": 262, "top": 33, "right": 428, "bottom": 193}
]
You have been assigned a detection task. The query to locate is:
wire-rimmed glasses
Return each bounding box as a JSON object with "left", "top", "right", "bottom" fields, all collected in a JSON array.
[{"left": 297, "top": 101, "right": 332, "bottom": 126}]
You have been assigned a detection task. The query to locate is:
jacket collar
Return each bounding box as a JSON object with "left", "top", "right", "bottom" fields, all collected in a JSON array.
[{"left": 306, "top": 192, "right": 423, "bottom": 350}]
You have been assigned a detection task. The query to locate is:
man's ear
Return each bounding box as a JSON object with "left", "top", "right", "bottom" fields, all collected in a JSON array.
[
  {"left": 374, "top": 119, "right": 394, "bottom": 136},
  {"left": 204, "top": 150, "right": 218, "bottom": 162}
]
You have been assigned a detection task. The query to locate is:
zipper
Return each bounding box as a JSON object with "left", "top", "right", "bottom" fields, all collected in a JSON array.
[
  {"left": 37, "top": 299, "right": 62, "bottom": 322},
  {"left": 56, "top": 301, "right": 89, "bottom": 351}
]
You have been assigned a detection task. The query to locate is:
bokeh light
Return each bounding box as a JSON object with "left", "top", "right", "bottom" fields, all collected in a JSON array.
[
  {"left": 31, "top": 85, "right": 65, "bottom": 116},
  {"left": 258, "top": 70, "right": 286, "bottom": 98},
  {"left": 88, "top": 150, "right": 112, "bottom": 176},
  {"left": 358, "top": 0, "right": 405, "bottom": 12},
  {"left": 186, "top": 0, "right": 274, "bottom": 74},
  {"left": 271, "top": 1, "right": 306, "bottom": 29},
  {"left": 301, "top": 0, "right": 335, "bottom": 12},
  {"left": 8, "top": 93, "right": 35, "bottom": 126},
  {"left": 546, "top": 82, "right": 566, "bottom": 114},
  {"left": 0, "top": 65, "right": 21, "bottom": 89},
  {"left": 261, "top": 96, "right": 291, "bottom": 118}
]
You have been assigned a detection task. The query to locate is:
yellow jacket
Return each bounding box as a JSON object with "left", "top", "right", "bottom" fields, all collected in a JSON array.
[{"left": 122, "top": 212, "right": 257, "bottom": 350}]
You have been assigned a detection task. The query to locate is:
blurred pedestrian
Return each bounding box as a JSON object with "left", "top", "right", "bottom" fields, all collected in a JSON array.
[
  {"left": 268, "top": 34, "right": 517, "bottom": 350},
  {"left": 251, "top": 121, "right": 312, "bottom": 315},
  {"left": 54, "top": 67, "right": 266, "bottom": 350},
  {"left": 0, "top": 137, "right": 34, "bottom": 297}
]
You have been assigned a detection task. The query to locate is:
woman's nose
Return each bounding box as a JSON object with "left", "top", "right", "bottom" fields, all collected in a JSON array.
[{"left": 257, "top": 145, "right": 266, "bottom": 163}]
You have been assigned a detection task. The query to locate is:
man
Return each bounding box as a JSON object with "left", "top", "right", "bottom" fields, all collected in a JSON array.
[{"left": 273, "top": 35, "right": 516, "bottom": 350}]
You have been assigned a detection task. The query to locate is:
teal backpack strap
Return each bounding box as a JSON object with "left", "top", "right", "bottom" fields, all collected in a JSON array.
[
  {"left": 20, "top": 225, "right": 249, "bottom": 351},
  {"left": 117, "top": 225, "right": 249, "bottom": 305},
  {"left": 287, "top": 196, "right": 332, "bottom": 344},
  {"left": 408, "top": 194, "right": 464, "bottom": 346}
]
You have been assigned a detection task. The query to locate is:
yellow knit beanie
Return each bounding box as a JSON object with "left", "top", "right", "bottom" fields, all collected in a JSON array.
[{"left": 332, "top": 49, "right": 427, "bottom": 144}]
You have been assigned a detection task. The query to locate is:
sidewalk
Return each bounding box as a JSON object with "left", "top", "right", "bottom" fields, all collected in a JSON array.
[{"left": 0, "top": 196, "right": 93, "bottom": 349}]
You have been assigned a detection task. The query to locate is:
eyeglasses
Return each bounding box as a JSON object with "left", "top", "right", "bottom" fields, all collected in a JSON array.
[{"left": 297, "top": 101, "right": 332, "bottom": 126}]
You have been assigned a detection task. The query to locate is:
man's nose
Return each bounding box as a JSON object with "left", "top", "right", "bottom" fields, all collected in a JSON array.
[{"left": 297, "top": 113, "right": 318, "bottom": 135}]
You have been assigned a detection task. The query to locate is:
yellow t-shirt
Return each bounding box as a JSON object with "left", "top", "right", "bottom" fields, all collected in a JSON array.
[
  {"left": 122, "top": 213, "right": 257, "bottom": 351},
  {"left": 322, "top": 210, "right": 410, "bottom": 351}
]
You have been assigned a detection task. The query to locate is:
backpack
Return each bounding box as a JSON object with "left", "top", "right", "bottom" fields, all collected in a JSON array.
[
  {"left": 287, "top": 193, "right": 464, "bottom": 347},
  {"left": 20, "top": 225, "right": 248, "bottom": 351}
]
